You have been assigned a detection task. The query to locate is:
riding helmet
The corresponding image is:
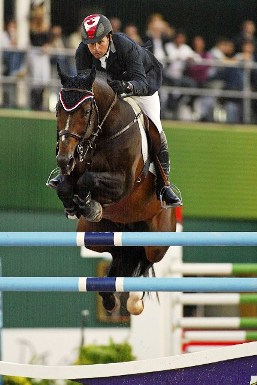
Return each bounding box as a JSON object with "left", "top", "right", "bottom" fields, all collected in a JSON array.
[{"left": 81, "top": 14, "right": 112, "bottom": 44}]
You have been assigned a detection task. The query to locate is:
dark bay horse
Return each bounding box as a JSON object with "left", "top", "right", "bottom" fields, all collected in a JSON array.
[{"left": 55, "top": 65, "right": 176, "bottom": 315}]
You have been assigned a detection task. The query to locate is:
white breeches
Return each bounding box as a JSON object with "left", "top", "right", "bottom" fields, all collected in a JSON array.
[{"left": 131, "top": 91, "right": 163, "bottom": 133}]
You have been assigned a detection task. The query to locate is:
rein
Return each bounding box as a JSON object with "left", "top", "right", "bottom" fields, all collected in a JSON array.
[
  {"left": 76, "top": 93, "right": 118, "bottom": 162},
  {"left": 100, "top": 111, "right": 143, "bottom": 143}
]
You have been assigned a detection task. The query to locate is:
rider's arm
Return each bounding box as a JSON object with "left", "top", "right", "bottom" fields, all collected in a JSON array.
[{"left": 115, "top": 34, "right": 149, "bottom": 96}]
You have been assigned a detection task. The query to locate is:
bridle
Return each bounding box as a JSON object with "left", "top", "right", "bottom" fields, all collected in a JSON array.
[
  {"left": 57, "top": 87, "right": 117, "bottom": 162},
  {"left": 57, "top": 87, "right": 142, "bottom": 163}
]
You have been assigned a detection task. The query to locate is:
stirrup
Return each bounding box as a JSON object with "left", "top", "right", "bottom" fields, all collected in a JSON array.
[
  {"left": 46, "top": 168, "right": 60, "bottom": 189},
  {"left": 159, "top": 184, "right": 183, "bottom": 209}
]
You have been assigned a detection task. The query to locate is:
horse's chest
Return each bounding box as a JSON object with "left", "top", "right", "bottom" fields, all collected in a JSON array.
[{"left": 89, "top": 145, "right": 135, "bottom": 172}]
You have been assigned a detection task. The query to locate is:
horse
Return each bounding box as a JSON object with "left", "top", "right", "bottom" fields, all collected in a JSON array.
[{"left": 54, "top": 65, "right": 177, "bottom": 315}]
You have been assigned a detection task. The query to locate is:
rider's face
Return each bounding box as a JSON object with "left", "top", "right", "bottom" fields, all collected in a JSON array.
[{"left": 87, "top": 36, "right": 110, "bottom": 59}]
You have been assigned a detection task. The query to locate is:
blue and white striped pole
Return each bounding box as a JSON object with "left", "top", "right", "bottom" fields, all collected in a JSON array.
[
  {"left": 1, "top": 232, "right": 257, "bottom": 246},
  {"left": 0, "top": 277, "right": 256, "bottom": 292}
]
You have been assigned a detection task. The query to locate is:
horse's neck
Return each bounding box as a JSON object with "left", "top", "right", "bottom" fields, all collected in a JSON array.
[
  {"left": 93, "top": 79, "right": 135, "bottom": 139},
  {"left": 94, "top": 86, "right": 121, "bottom": 135}
]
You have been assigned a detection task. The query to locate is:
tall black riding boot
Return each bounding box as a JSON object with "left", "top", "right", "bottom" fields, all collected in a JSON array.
[{"left": 156, "top": 131, "right": 182, "bottom": 208}]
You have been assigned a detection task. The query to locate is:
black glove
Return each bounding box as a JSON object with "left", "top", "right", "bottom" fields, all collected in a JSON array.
[{"left": 107, "top": 79, "right": 133, "bottom": 95}]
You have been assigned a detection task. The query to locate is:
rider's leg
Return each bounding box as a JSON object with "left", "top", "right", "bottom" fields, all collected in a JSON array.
[
  {"left": 156, "top": 130, "right": 182, "bottom": 207},
  {"left": 131, "top": 92, "right": 182, "bottom": 207}
]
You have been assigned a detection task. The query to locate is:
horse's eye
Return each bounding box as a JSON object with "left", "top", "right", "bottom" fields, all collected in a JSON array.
[{"left": 84, "top": 109, "right": 91, "bottom": 116}]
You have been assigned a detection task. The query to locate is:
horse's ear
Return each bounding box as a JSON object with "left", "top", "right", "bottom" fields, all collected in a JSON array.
[
  {"left": 88, "top": 66, "right": 96, "bottom": 88},
  {"left": 57, "top": 62, "right": 69, "bottom": 85}
]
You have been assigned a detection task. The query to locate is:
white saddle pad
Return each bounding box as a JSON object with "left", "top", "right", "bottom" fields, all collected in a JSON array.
[{"left": 124, "top": 97, "right": 155, "bottom": 175}]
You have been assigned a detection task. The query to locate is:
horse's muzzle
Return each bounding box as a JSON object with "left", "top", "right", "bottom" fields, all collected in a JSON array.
[{"left": 57, "top": 154, "right": 76, "bottom": 175}]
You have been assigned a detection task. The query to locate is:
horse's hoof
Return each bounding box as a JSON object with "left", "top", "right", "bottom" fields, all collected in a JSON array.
[
  {"left": 82, "top": 200, "right": 103, "bottom": 222},
  {"left": 102, "top": 294, "right": 121, "bottom": 313},
  {"left": 127, "top": 292, "right": 144, "bottom": 315}
]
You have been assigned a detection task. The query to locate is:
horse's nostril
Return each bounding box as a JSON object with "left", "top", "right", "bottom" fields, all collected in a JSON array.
[{"left": 57, "top": 154, "right": 75, "bottom": 173}]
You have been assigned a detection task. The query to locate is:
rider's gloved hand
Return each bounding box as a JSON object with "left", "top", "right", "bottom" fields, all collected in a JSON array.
[{"left": 107, "top": 79, "right": 133, "bottom": 95}]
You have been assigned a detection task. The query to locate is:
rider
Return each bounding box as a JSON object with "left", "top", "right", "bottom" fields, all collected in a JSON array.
[{"left": 51, "top": 14, "right": 182, "bottom": 208}]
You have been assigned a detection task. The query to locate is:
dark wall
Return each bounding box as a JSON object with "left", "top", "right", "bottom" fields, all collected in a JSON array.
[
  {"left": 4, "top": 0, "right": 257, "bottom": 47},
  {"left": 51, "top": 0, "right": 257, "bottom": 47}
]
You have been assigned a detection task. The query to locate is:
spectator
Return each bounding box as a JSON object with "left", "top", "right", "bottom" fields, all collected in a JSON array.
[
  {"left": 146, "top": 13, "right": 175, "bottom": 40},
  {"left": 67, "top": 25, "right": 81, "bottom": 49},
  {"left": 123, "top": 23, "right": 142, "bottom": 45},
  {"left": 208, "top": 37, "right": 233, "bottom": 82},
  {"left": 187, "top": 35, "right": 211, "bottom": 86},
  {"left": 164, "top": 30, "right": 200, "bottom": 87},
  {"left": 201, "top": 37, "right": 233, "bottom": 121},
  {"left": 233, "top": 20, "right": 256, "bottom": 53},
  {"left": 49, "top": 25, "right": 70, "bottom": 75},
  {"left": 67, "top": 25, "right": 81, "bottom": 75},
  {"left": 235, "top": 39, "right": 257, "bottom": 122},
  {"left": 143, "top": 14, "right": 173, "bottom": 68},
  {"left": 236, "top": 39, "right": 257, "bottom": 87},
  {"left": 186, "top": 35, "right": 212, "bottom": 120},
  {"left": 221, "top": 41, "right": 244, "bottom": 123},
  {"left": 1, "top": 19, "right": 25, "bottom": 107},
  {"left": 207, "top": 37, "right": 245, "bottom": 122},
  {"left": 28, "top": 3, "right": 51, "bottom": 110},
  {"left": 162, "top": 30, "right": 200, "bottom": 119},
  {"left": 109, "top": 16, "right": 122, "bottom": 33}
]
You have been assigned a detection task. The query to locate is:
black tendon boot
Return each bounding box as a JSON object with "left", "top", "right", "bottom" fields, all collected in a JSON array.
[{"left": 156, "top": 131, "right": 183, "bottom": 208}]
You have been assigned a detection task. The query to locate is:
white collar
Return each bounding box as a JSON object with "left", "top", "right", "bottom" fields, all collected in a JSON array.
[{"left": 99, "top": 47, "right": 110, "bottom": 69}]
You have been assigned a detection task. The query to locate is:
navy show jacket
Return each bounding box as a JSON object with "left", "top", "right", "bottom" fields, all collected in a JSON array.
[{"left": 75, "top": 32, "right": 163, "bottom": 96}]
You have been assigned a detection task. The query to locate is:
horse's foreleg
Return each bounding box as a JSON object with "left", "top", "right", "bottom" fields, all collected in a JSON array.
[
  {"left": 76, "top": 171, "right": 126, "bottom": 222},
  {"left": 56, "top": 175, "right": 80, "bottom": 219},
  {"left": 76, "top": 172, "right": 102, "bottom": 222}
]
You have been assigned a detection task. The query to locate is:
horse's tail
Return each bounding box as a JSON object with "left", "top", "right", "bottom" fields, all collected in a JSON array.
[{"left": 110, "top": 246, "right": 152, "bottom": 278}]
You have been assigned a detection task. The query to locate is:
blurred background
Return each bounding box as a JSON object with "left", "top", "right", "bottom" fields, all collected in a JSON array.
[
  {"left": 0, "top": 0, "right": 257, "bottom": 368},
  {"left": 1, "top": 0, "right": 257, "bottom": 122}
]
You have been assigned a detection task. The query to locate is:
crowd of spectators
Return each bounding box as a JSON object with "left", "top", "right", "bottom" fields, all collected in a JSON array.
[{"left": 1, "top": 4, "right": 257, "bottom": 123}]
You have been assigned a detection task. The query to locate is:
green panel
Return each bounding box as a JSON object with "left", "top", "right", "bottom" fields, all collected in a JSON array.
[
  {"left": 164, "top": 121, "right": 257, "bottom": 219},
  {"left": 0, "top": 111, "right": 257, "bottom": 219},
  {"left": 233, "top": 264, "right": 257, "bottom": 275},
  {"left": 183, "top": 218, "right": 257, "bottom": 263},
  {"left": 0, "top": 111, "right": 59, "bottom": 211},
  {"left": 240, "top": 295, "right": 257, "bottom": 304},
  {"left": 240, "top": 318, "right": 257, "bottom": 329},
  {"left": 0, "top": 210, "right": 127, "bottom": 328}
]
